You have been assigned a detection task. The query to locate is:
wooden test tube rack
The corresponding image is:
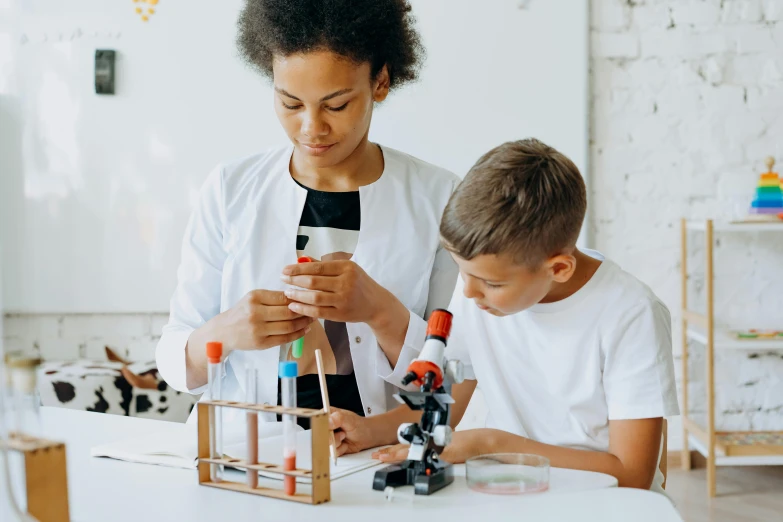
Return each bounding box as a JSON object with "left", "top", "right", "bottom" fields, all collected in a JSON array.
[
  {"left": 197, "top": 400, "right": 331, "bottom": 505},
  {"left": 1, "top": 434, "right": 70, "bottom": 522}
]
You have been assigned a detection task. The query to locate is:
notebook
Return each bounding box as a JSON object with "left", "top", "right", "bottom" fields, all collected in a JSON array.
[
  {"left": 91, "top": 420, "right": 385, "bottom": 481},
  {"left": 90, "top": 420, "right": 286, "bottom": 469},
  {"left": 223, "top": 429, "right": 385, "bottom": 482}
]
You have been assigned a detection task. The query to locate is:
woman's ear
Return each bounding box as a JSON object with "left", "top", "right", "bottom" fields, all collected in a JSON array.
[
  {"left": 373, "top": 65, "right": 390, "bottom": 102},
  {"left": 548, "top": 253, "right": 577, "bottom": 283}
]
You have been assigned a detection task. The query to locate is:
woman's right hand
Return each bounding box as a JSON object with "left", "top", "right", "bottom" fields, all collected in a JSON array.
[
  {"left": 203, "top": 289, "right": 314, "bottom": 351},
  {"left": 185, "top": 290, "right": 313, "bottom": 388}
]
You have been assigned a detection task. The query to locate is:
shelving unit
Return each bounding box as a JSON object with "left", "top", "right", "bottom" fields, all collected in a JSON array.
[{"left": 680, "top": 219, "right": 783, "bottom": 497}]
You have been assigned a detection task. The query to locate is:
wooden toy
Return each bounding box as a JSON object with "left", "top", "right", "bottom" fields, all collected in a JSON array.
[{"left": 1, "top": 434, "right": 70, "bottom": 522}]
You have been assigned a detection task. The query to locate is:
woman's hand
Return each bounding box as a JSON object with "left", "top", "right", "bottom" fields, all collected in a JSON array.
[
  {"left": 281, "top": 260, "right": 396, "bottom": 326},
  {"left": 282, "top": 260, "right": 410, "bottom": 366},
  {"left": 190, "top": 289, "right": 313, "bottom": 353}
]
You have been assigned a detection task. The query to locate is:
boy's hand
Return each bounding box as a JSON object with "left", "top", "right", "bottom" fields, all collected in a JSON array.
[
  {"left": 330, "top": 408, "right": 380, "bottom": 456},
  {"left": 371, "top": 429, "right": 494, "bottom": 464}
]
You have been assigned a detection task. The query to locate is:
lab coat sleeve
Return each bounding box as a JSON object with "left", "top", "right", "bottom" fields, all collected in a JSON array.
[
  {"left": 376, "top": 240, "right": 459, "bottom": 386},
  {"left": 156, "top": 166, "right": 227, "bottom": 394}
]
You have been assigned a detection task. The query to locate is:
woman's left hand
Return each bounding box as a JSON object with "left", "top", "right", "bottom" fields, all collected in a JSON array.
[{"left": 281, "top": 260, "right": 398, "bottom": 326}]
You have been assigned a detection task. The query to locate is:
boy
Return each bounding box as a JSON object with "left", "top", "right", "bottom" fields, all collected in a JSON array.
[{"left": 332, "top": 138, "right": 679, "bottom": 493}]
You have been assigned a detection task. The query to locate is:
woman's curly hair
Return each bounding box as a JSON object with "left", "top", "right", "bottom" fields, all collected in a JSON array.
[{"left": 237, "top": 0, "right": 424, "bottom": 90}]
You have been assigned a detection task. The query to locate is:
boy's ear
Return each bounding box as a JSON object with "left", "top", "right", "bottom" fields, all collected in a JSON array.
[
  {"left": 373, "top": 65, "right": 390, "bottom": 102},
  {"left": 547, "top": 253, "right": 577, "bottom": 283}
]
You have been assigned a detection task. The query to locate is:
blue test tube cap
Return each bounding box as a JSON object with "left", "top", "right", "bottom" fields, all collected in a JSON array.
[{"left": 278, "top": 361, "right": 298, "bottom": 378}]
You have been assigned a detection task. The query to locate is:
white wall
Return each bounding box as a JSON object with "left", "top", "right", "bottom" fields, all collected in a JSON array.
[
  {"left": 0, "top": 0, "right": 587, "bottom": 313},
  {"left": 592, "top": 0, "right": 783, "bottom": 450}
]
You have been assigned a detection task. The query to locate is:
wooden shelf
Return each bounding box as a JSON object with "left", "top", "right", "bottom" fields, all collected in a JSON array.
[
  {"left": 716, "top": 432, "right": 783, "bottom": 457},
  {"left": 685, "top": 220, "right": 783, "bottom": 232},
  {"left": 689, "top": 435, "right": 783, "bottom": 466},
  {"left": 686, "top": 325, "right": 783, "bottom": 350},
  {"left": 684, "top": 416, "right": 783, "bottom": 464}
]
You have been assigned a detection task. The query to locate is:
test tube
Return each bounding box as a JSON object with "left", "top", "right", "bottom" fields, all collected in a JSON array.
[
  {"left": 291, "top": 256, "right": 314, "bottom": 359},
  {"left": 206, "top": 341, "right": 223, "bottom": 482},
  {"left": 246, "top": 365, "right": 258, "bottom": 489},
  {"left": 279, "top": 361, "right": 298, "bottom": 496}
]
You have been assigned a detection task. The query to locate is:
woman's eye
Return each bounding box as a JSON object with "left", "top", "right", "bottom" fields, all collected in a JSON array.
[
  {"left": 327, "top": 102, "right": 349, "bottom": 112},
  {"left": 282, "top": 102, "right": 302, "bottom": 110}
]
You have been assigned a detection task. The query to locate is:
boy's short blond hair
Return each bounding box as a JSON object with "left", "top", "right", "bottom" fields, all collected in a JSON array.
[{"left": 440, "top": 138, "right": 586, "bottom": 267}]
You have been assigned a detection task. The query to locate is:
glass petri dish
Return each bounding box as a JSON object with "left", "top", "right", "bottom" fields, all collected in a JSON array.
[{"left": 466, "top": 453, "right": 550, "bottom": 494}]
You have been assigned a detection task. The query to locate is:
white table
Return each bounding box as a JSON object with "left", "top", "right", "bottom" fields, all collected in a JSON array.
[{"left": 32, "top": 408, "right": 682, "bottom": 521}]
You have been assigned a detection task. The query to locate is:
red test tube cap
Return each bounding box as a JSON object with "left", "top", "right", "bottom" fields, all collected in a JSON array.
[
  {"left": 297, "top": 256, "right": 315, "bottom": 263},
  {"left": 206, "top": 342, "right": 223, "bottom": 363}
]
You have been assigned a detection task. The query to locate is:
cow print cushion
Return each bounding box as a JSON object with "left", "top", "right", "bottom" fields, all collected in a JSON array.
[{"left": 39, "top": 360, "right": 198, "bottom": 422}]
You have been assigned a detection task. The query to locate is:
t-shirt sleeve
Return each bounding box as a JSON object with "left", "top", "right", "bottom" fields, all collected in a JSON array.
[
  {"left": 445, "top": 277, "right": 476, "bottom": 380},
  {"left": 603, "top": 298, "right": 680, "bottom": 420}
]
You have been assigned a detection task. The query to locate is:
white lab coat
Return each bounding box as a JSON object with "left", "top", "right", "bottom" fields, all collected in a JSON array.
[{"left": 156, "top": 145, "right": 460, "bottom": 424}]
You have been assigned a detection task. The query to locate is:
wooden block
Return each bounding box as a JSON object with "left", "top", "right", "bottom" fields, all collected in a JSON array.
[
  {"left": 310, "top": 413, "right": 331, "bottom": 504},
  {"left": 25, "top": 441, "right": 70, "bottom": 522},
  {"left": 197, "top": 402, "right": 210, "bottom": 484},
  {"left": 0, "top": 435, "right": 71, "bottom": 522}
]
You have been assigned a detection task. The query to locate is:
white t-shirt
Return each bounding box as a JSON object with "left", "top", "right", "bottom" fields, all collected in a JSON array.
[{"left": 448, "top": 250, "right": 679, "bottom": 494}]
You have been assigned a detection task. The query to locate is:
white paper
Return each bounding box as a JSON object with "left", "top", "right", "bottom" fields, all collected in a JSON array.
[
  {"left": 223, "top": 429, "right": 384, "bottom": 482},
  {"left": 90, "top": 419, "right": 287, "bottom": 469}
]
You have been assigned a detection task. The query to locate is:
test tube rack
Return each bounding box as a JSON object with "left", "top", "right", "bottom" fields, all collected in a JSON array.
[
  {"left": 1, "top": 433, "right": 70, "bottom": 522},
  {"left": 197, "top": 400, "right": 331, "bottom": 505}
]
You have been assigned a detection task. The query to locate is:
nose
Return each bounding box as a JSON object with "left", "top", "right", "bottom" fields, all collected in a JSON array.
[
  {"left": 462, "top": 276, "right": 483, "bottom": 300},
  {"left": 301, "top": 108, "right": 329, "bottom": 138}
]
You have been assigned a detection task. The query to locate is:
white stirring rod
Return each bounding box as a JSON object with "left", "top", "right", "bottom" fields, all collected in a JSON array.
[{"left": 315, "top": 349, "right": 338, "bottom": 466}]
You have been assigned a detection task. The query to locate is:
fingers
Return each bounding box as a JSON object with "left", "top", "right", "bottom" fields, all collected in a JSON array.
[
  {"left": 248, "top": 290, "right": 289, "bottom": 306},
  {"left": 282, "top": 260, "right": 348, "bottom": 277},
  {"left": 264, "top": 326, "right": 311, "bottom": 347},
  {"left": 329, "top": 408, "right": 361, "bottom": 435},
  {"left": 284, "top": 288, "right": 341, "bottom": 307},
  {"left": 332, "top": 428, "right": 350, "bottom": 456},
  {"left": 287, "top": 302, "right": 339, "bottom": 321},
  {"left": 261, "top": 304, "right": 304, "bottom": 322},
  {"left": 328, "top": 410, "right": 342, "bottom": 431},
  {"left": 336, "top": 442, "right": 351, "bottom": 457},
  {"left": 261, "top": 316, "right": 314, "bottom": 336},
  {"left": 371, "top": 445, "right": 409, "bottom": 462},
  {"left": 281, "top": 274, "right": 340, "bottom": 292},
  {"left": 328, "top": 409, "right": 354, "bottom": 431}
]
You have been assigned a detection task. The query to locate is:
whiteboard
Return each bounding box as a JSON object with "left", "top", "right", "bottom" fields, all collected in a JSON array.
[{"left": 0, "top": 0, "right": 587, "bottom": 313}]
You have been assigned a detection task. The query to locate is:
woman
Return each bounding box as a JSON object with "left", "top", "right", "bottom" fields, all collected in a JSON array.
[{"left": 156, "top": 0, "right": 458, "bottom": 429}]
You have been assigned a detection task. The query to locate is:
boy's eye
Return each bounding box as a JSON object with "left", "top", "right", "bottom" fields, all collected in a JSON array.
[
  {"left": 484, "top": 281, "right": 503, "bottom": 289},
  {"left": 282, "top": 102, "right": 302, "bottom": 110},
  {"left": 327, "top": 102, "right": 349, "bottom": 112}
]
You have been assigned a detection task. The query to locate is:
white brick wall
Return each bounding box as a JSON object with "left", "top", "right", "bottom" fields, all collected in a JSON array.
[
  {"left": 2, "top": 313, "right": 167, "bottom": 362},
  {"left": 592, "top": 0, "right": 783, "bottom": 449}
]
